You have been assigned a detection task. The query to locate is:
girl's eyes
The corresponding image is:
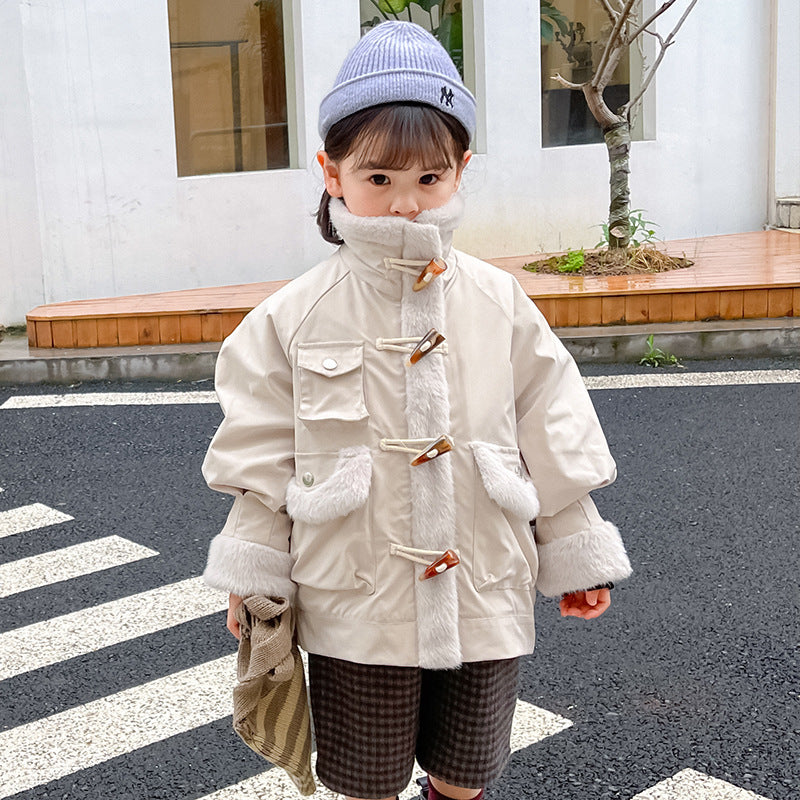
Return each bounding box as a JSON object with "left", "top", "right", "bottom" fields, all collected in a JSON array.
[{"left": 367, "top": 173, "right": 441, "bottom": 186}]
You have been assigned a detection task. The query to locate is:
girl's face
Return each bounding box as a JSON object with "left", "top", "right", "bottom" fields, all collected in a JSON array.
[{"left": 318, "top": 149, "right": 471, "bottom": 221}]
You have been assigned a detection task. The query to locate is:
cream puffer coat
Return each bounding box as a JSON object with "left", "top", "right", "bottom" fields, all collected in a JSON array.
[{"left": 202, "top": 195, "right": 632, "bottom": 670}]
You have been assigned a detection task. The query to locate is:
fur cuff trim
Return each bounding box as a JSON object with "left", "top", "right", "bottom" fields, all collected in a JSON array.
[
  {"left": 470, "top": 442, "right": 540, "bottom": 521},
  {"left": 285, "top": 447, "right": 372, "bottom": 524},
  {"left": 203, "top": 534, "right": 296, "bottom": 601},
  {"left": 535, "top": 521, "right": 632, "bottom": 597}
]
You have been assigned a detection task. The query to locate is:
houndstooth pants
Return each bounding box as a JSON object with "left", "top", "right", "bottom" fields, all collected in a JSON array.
[{"left": 308, "top": 654, "right": 520, "bottom": 799}]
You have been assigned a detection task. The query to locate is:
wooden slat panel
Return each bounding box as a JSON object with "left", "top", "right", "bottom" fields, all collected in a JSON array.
[
  {"left": 201, "top": 314, "right": 224, "bottom": 342},
  {"left": 742, "top": 289, "right": 769, "bottom": 319},
  {"left": 719, "top": 290, "right": 744, "bottom": 320},
  {"left": 137, "top": 317, "right": 158, "bottom": 346},
  {"left": 794, "top": 288, "right": 800, "bottom": 316},
  {"left": 648, "top": 293, "right": 672, "bottom": 323},
  {"left": 97, "top": 318, "right": 119, "bottom": 347},
  {"left": 695, "top": 291, "right": 721, "bottom": 321},
  {"left": 117, "top": 318, "right": 139, "bottom": 346},
  {"left": 179, "top": 315, "right": 203, "bottom": 343},
  {"left": 624, "top": 294, "right": 649, "bottom": 324},
  {"left": 601, "top": 296, "right": 626, "bottom": 325},
  {"left": 158, "top": 316, "right": 181, "bottom": 345},
  {"left": 221, "top": 312, "right": 245, "bottom": 338},
  {"left": 34, "top": 321, "right": 53, "bottom": 348},
  {"left": 555, "top": 298, "right": 580, "bottom": 327},
  {"left": 767, "top": 288, "right": 793, "bottom": 317},
  {"left": 51, "top": 320, "right": 75, "bottom": 349},
  {"left": 532, "top": 298, "right": 556, "bottom": 326},
  {"left": 75, "top": 319, "right": 99, "bottom": 348},
  {"left": 671, "top": 293, "right": 697, "bottom": 322},
  {"left": 578, "top": 296, "right": 603, "bottom": 326}
]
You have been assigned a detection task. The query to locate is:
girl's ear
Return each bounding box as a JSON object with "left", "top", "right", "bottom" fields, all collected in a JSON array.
[
  {"left": 453, "top": 149, "right": 473, "bottom": 191},
  {"left": 317, "top": 151, "right": 344, "bottom": 198}
]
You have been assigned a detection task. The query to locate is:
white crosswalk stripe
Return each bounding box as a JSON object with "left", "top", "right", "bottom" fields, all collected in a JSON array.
[
  {"left": 0, "top": 502, "right": 73, "bottom": 539},
  {"left": 0, "top": 577, "right": 227, "bottom": 680},
  {"left": 632, "top": 768, "right": 773, "bottom": 799},
  {"left": 0, "top": 369, "right": 797, "bottom": 411},
  {"left": 0, "top": 391, "right": 217, "bottom": 409},
  {"left": 0, "top": 535, "right": 157, "bottom": 597},
  {"left": 0, "top": 653, "right": 237, "bottom": 798},
  {"left": 584, "top": 369, "right": 800, "bottom": 390}
]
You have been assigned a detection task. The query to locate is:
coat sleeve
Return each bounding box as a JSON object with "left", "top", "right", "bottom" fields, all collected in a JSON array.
[
  {"left": 201, "top": 302, "right": 297, "bottom": 601},
  {"left": 510, "top": 279, "right": 632, "bottom": 597}
]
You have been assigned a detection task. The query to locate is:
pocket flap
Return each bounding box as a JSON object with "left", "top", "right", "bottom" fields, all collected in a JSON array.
[
  {"left": 470, "top": 442, "right": 540, "bottom": 521},
  {"left": 286, "top": 446, "right": 372, "bottom": 524},
  {"left": 297, "top": 342, "right": 363, "bottom": 378}
]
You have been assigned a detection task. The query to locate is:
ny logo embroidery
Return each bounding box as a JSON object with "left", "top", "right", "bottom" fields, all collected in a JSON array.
[{"left": 440, "top": 86, "right": 454, "bottom": 107}]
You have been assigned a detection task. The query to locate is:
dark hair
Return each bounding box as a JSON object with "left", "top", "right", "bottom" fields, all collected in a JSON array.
[{"left": 316, "top": 103, "right": 470, "bottom": 244}]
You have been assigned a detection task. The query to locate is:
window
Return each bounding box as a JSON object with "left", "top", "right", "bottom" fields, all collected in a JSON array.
[
  {"left": 540, "top": 0, "right": 645, "bottom": 147},
  {"left": 360, "top": 2, "right": 472, "bottom": 89},
  {"left": 168, "top": 0, "right": 291, "bottom": 177}
]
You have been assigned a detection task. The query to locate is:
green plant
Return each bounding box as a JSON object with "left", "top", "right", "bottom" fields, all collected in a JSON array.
[
  {"left": 639, "top": 334, "right": 683, "bottom": 368},
  {"left": 540, "top": 0, "right": 570, "bottom": 44},
  {"left": 362, "top": 1, "right": 463, "bottom": 74},
  {"left": 556, "top": 248, "right": 585, "bottom": 273},
  {"left": 596, "top": 209, "right": 661, "bottom": 249}
]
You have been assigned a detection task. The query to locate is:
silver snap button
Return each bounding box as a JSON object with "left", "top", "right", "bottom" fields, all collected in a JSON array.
[
  {"left": 302, "top": 472, "right": 314, "bottom": 487},
  {"left": 322, "top": 357, "right": 338, "bottom": 371}
]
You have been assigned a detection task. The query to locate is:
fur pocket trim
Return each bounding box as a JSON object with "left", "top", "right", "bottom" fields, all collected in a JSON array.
[
  {"left": 470, "top": 441, "right": 540, "bottom": 521},
  {"left": 285, "top": 446, "right": 372, "bottom": 525},
  {"left": 535, "top": 520, "right": 632, "bottom": 597}
]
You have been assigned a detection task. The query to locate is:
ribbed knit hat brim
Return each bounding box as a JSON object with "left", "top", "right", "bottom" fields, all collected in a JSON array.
[{"left": 319, "top": 21, "right": 476, "bottom": 140}]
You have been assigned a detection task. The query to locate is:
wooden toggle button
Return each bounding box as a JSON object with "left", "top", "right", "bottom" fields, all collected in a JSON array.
[
  {"left": 407, "top": 328, "right": 446, "bottom": 366},
  {"left": 410, "top": 435, "right": 453, "bottom": 466},
  {"left": 412, "top": 258, "right": 447, "bottom": 292},
  {"left": 420, "top": 549, "right": 460, "bottom": 581}
]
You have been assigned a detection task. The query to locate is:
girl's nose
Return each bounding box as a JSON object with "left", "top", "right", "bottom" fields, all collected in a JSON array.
[{"left": 390, "top": 191, "right": 419, "bottom": 219}]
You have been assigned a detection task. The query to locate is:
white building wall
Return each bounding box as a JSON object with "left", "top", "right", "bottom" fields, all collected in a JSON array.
[
  {"left": 772, "top": 0, "right": 800, "bottom": 202},
  {"left": 0, "top": 3, "right": 44, "bottom": 325},
  {"left": 0, "top": 0, "right": 782, "bottom": 324}
]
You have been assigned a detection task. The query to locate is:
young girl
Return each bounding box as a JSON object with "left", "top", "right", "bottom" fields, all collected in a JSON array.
[{"left": 202, "top": 21, "right": 632, "bottom": 800}]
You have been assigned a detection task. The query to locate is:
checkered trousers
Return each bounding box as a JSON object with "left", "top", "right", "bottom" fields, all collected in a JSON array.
[{"left": 308, "top": 654, "right": 520, "bottom": 799}]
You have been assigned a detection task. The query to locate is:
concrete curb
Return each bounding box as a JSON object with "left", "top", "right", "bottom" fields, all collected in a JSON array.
[{"left": 1, "top": 319, "right": 798, "bottom": 385}]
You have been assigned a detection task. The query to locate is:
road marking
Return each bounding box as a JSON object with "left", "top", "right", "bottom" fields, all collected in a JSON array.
[
  {"left": 0, "top": 536, "right": 158, "bottom": 598},
  {"left": 632, "top": 768, "right": 772, "bottom": 799},
  {"left": 198, "top": 699, "right": 573, "bottom": 799},
  {"left": 0, "top": 577, "right": 227, "bottom": 680},
  {"left": 0, "top": 391, "right": 218, "bottom": 409},
  {"left": 0, "top": 653, "right": 237, "bottom": 798},
  {"left": 1, "top": 369, "right": 798, "bottom": 409},
  {"left": 0, "top": 502, "right": 73, "bottom": 539},
  {"left": 584, "top": 369, "right": 800, "bottom": 390}
]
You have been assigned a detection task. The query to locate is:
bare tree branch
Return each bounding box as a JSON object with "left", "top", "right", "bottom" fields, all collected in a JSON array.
[
  {"left": 628, "top": 0, "right": 679, "bottom": 42},
  {"left": 622, "top": 0, "right": 700, "bottom": 116},
  {"left": 642, "top": 26, "right": 666, "bottom": 47},
  {"left": 551, "top": 73, "right": 585, "bottom": 91},
  {"left": 592, "top": 0, "right": 638, "bottom": 89},
  {"left": 597, "top": 0, "right": 619, "bottom": 24}
]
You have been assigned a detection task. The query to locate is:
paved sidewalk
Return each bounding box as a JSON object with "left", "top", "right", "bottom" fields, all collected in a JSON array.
[{"left": 1, "top": 317, "right": 799, "bottom": 385}]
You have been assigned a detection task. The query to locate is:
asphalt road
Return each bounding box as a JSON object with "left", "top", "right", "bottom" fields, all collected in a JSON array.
[{"left": 0, "top": 356, "right": 797, "bottom": 800}]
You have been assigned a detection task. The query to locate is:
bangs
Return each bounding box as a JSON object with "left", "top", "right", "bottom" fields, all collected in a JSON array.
[{"left": 340, "top": 104, "right": 467, "bottom": 172}]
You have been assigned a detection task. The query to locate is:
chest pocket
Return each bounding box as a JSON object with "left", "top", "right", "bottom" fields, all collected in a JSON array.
[{"left": 296, "top": 342, "right": 368, "bottom": 422}]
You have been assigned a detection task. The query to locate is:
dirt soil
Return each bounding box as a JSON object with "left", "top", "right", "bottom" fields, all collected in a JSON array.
[{"left": 524, "top": 244, "right": 693, "bottom": 276}]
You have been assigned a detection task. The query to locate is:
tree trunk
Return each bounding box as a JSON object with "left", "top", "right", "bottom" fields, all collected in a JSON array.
[{"left": 604, "top": 121, "right": 631, "bottom": 249}]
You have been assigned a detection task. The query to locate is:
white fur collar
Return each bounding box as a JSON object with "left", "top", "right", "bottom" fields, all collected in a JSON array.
[{"left": 328, "top": 194, "right": 464, "bottom": 266}]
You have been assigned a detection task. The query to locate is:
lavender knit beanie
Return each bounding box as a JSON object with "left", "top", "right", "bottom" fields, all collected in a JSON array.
[{"left": 318, "top": 21, "right": 476, "bottom": 141}]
